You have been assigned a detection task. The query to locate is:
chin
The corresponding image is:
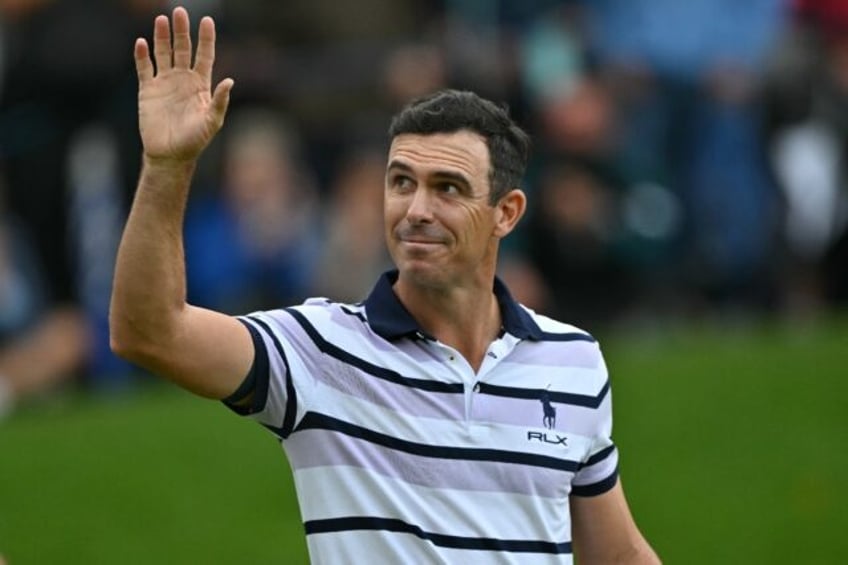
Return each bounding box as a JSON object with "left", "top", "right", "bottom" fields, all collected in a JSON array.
[{"left": 397, "top": 261, "right": 450, "bottom": 289}]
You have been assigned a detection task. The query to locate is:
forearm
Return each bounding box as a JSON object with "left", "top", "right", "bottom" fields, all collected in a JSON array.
[
  {"left": 571, "top": 482, "right": 661, "bottom": 565},
  {"left": 109, "top": 157, "right": 196, "bottom": 362}
]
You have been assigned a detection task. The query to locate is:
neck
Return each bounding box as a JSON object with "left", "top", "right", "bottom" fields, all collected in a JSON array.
[{"left": 394, "top": 274, "right": 502, "bottom": 372}]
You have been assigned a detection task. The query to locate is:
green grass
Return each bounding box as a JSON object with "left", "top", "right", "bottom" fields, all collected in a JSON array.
[
  {"left": 1, "top": 316, "right": 846, "bottom": 564},
  {"left": 0, "top": 387, "right": 307, "bottom": 564},
  {"left": 602, "top": 317, "right": 848, "bottom": 564}
]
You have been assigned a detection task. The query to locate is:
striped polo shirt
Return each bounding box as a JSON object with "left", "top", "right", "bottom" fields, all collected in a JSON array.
[{"left": 226, "top": 270, "right": 618, "bottom": 564}]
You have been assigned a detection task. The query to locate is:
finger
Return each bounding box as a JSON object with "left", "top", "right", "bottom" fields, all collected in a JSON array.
[
  {"left": 152, "top": 14, "right": 172, "bottom": 73},
  {"left": 134, "top": 38, "right": 154, "bottom": 84},
  {"left": 209, "top": 78, "right": 234, "bottom": 129},
  {"left": 171, "top": 6, "right": 192, "bottom": 69},
  {"left": 193, "top": 16, "right": 216, "bottom": 81}
]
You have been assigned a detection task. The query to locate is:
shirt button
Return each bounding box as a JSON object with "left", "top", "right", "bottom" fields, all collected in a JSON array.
[{"left": 449, "top": 355, "right": 455, "bottom": 361}]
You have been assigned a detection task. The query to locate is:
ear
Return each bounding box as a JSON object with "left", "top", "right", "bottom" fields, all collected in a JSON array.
[{"left": 493, "top": 188, "right": 527, "bottom": 238}]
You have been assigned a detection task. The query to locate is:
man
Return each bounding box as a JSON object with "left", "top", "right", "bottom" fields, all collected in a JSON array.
[{"left": 110, "top": 7, "right": 660, "bottom": 564}]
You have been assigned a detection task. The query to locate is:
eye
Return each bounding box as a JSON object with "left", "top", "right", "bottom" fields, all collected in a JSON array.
[
  {"left": 390, "top": 175, "right": 415, "bottom": 192},
  {"left": 440, "top": 183, "right": 460, "bottom": 195}
]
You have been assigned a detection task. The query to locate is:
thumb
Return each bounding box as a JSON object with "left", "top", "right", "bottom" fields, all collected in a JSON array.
[{"left": 210, "top": 78, "right": 234, "bottom": 128}]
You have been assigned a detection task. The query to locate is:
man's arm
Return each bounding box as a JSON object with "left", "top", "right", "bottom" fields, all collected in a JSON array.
[
  {"left": 109, "top": 7, "right": 252, "bottom": 400},
  {"left": 570, "top": 480, "right": 661, "bottom": 564}
]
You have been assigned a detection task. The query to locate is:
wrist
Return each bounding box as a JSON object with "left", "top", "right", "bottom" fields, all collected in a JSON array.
[
  {"left": 142, "top": 154, "right": 198, "bottom": 175},
  {"left": 141, "top": 155, "right": 198, "bottom": 191},
  {"left": 138, "top": 155, "right": 198, "bottom": 200}
]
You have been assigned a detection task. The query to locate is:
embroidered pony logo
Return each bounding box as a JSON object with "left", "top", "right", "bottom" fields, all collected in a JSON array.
[{"left": 540, "top": 390, "right": 556, "bottom": 430}]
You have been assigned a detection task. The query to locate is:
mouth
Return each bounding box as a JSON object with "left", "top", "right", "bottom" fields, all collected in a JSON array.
[
  {"left": 395, "top": 235, "right": 448, "bottom": 259},
  {"left": 401, "top": 237, "right": 443, "bottom": 245},
  {"left": 395, "top": 226, "right": 447, "bottom": 248},
  {"left": 399, "top": 239, "right": 443, "bottom": 253}
]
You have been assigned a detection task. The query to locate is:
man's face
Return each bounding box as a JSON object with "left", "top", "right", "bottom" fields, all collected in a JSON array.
[{"left": 384, "top": 130, "right": 502, "bottom": 289}]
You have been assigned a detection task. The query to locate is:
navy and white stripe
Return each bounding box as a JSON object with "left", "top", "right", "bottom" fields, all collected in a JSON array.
[{"left": 225, "top": 270, "right": 618, "bottom": 564}]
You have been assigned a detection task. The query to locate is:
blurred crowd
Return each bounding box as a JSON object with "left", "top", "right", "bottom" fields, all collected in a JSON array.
[{"left": 1, "top": 0, "right": 847, "bottom": 414}]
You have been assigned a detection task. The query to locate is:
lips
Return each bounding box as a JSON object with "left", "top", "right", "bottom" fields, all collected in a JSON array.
[{"left": 402, "top": 238, "right": 442, "bottom": 245}]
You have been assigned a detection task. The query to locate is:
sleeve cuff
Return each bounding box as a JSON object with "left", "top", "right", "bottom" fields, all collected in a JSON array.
[
  {"left": 572, "top": 467, "right": 619, "bottom": 497},
  {"left": 222, "top": 319, "right": 270, "bottom": 416}
]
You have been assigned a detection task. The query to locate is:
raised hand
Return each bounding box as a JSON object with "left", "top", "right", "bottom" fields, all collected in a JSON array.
[{"left": 134, "top": 7, "right": 233, "bottom": 163}]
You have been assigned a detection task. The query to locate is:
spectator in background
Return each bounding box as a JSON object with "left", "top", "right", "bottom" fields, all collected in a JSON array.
[
  {"left": 0, "top": 0, "right": 153, "bottom": 304},
  {"left": 583, "top": 0, "right": 788, "bottom": 315},
  {"left": 511, "top": 6, "right": 638, "bottom": 328},
  {"left": 511, "top": 4, "right": 678, "bottom": 327},
  {"left": 764, "top": 0, "right": 848, "bottom": 310},
  {"left": 313, "top": 148, "right": 392, "bottom": 303},
  {"left": 0, "top": 0, "right": 166, "bottom": 387},
  {"left": 184, "top": 107, "right": 322, "bottom": 313},
  {"left": 524, "top": 162, "right": 631, "bottom": 329},
  {"left": 0, "top": 177, "right": 89, "bottom": 417},
  {"left": 216, "top": 0, "right": 442, "bottom": 187},
  {"left": 517, "top": 22, "right": 641, "bottom": 328}
]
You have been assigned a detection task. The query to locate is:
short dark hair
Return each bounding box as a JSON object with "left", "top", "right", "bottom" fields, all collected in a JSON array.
[{"left": 388, "top": 89, "right": 530, "bottom": 204}]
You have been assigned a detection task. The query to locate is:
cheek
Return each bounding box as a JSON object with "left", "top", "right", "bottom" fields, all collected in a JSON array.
[
  {"left": 383, "top": 197, "right": 400, "bottom": 222},
  {"left": 383, "top": 198, "right": 406, "bottom": 239},
  {"left": 461, "top": 209, "right": 494, "bottom": 240}
]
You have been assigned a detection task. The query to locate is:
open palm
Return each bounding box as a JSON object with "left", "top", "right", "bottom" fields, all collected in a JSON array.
[{"left": 135, "top": 8, "right": 232, "bottom": 162}]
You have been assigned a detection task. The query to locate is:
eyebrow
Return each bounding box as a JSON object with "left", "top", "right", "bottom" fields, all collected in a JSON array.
[{"left": 386, "top": 159, "right": 472, "bottom": 188}]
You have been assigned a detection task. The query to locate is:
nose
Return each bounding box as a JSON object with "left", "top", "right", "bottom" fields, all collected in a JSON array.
[{"left": 405, "top": 186, "right": 435, "bottom": 224}]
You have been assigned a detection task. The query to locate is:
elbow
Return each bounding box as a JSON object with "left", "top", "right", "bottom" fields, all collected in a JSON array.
[
  {"left": 109, "top": 320, "right": 145, "bottom": 365},
  {"left": 109, "top": 321, "right": 173, "bottom": 374},
  {"left": 109, "top": 330, "right": 138, "bottom": 363},
  {"left": 109, "top": 301, "right": 190, "bottom": 381},
  {"left": 108, "top": 309, "right": 162, "bottom": 366}
]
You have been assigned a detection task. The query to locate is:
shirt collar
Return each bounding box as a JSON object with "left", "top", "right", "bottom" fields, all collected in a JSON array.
[{"left": 363, "top": 270, "right": 543, "bottom": 341}]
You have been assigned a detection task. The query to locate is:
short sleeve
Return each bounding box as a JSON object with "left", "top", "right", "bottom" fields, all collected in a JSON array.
[
  {"left": 571, "top": 354, "right": 619, "bottom": 497},
  {"left": 221, "top": 313, "right": 300, "bottom": 439}
]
